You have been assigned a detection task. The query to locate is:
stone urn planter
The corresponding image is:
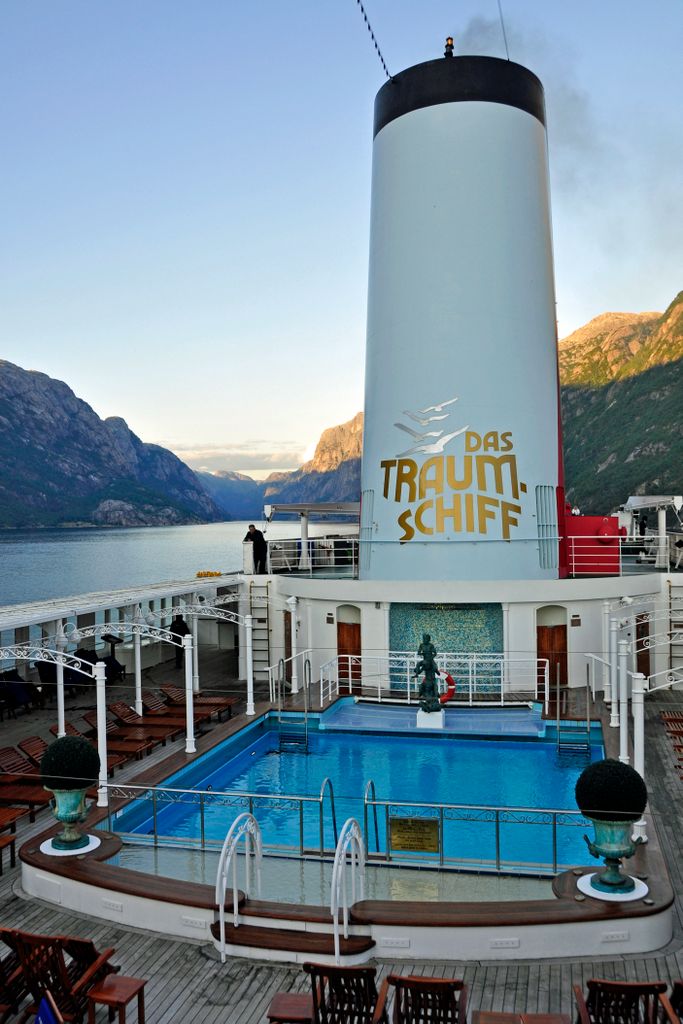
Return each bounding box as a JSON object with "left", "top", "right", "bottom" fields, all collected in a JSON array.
[
  {"left": 40, "top": 737, "right": 100, "bottom": 851},
  {"left": 574, "top": 758, "right": 647, "bottom": 895}
]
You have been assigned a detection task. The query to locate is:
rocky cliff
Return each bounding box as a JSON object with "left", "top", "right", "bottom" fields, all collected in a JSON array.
[
  {"left": 262, "top": 412, "right": 363, "bottom": 504},
  {"left": 0, "top": 360, "right": 222, "bottom": 528}
]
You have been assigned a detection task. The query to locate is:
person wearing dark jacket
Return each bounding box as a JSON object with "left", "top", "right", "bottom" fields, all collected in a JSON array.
[
  {"left": 244, "top": 524, "right": 268, "bottom": 574},
  {"left": 169, "top": 614, "right": 191, "bottom": 668}
]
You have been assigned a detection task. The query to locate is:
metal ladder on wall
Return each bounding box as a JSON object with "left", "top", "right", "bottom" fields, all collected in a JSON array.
[
  {"left": 249, "top": 580, "right": 270, "bottom": 686},
  {"left": 555, "top": 666, "right": 592, "bottom": 754},
  {"left": 277, "top": 657, "right": 310, "bottom": 753}
]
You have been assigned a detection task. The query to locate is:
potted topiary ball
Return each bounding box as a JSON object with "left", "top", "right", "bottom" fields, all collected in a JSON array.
[
  {"left": 40, "top": 737, "right": 101, "bottom": 850},
  {"left": 575, "top": 758, "right": 647, "bottom": 893}
]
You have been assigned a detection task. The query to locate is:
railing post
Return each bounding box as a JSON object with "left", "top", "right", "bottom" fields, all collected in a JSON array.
[
  {"left": 134, "top": 629, "right": 143, "bottom": 716},
  {"left": 152, "top": 788, "right": 158, "bottom": 846},
  {"left": 287, "top": 596, "right": 299, "bottom": 694},
  {"left": 618, "top": 638, "right": 630, "bottom": 764},
  {"left": 184, "top": 634, "right": 196, "bottom": 754},
  {"left": 95, "top": 662, "right": 109, "bottom": 807},
  {"left": 552, "top": 812, "right": 557, "bottom": 872},
  {"left": 55, "top": 622, "right": 66, "bottom": 738},
  {"left": 631, "top": 672, "right": 648, "bottom": 843},
  {"left": 200, "top": 792, "right": 205, "bottom": 849},
  {"left": 609, "top": 619, "right": 620, "bottom": 727},
  {"left": 245, "top": 614, "right": 255, "bottom": 716},
  {"left": 495, "top": 809, "right": 501, "bottom": 871},
  {"left": 191, "top": 606, "right": 200, "bottom": 694}
]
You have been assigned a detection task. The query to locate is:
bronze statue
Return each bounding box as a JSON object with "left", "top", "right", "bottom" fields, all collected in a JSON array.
[{"left": 414, "top": 633, "right": 441, "bottom": 712}]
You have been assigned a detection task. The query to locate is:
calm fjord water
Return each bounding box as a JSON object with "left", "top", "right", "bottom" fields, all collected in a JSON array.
[{"left": 0, "top": 521, "right": 298, "bottom": 607}]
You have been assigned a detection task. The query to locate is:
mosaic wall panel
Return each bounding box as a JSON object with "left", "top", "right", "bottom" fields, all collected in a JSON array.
[{"left": 389, "top": 603, "right": 503, "bottom": 655}]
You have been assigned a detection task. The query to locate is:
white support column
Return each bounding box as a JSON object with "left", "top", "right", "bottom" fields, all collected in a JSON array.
[
  {"left": 183, "top": 634, "right": 196, "bottom": 753},
  {"left": 191, "top": 606, "right": 200, "bottom": 694},
  {"left": 55, "top": 620, "right": 66, "bottom": 738},
  {"left": 631, "top": 672, "right": 648, "bottom": 843},
  {"left": 609, "top": 619, "right": 620, "bottom": 727},
  {"left": 656, "top": 506, "right": 668, "bottom": 569},
  {"left": 601, "top": 601, "right": 611, "bottom": 702},
  {"left": 618, "top": 638, "right": 630, "bottom": 764},
  {"left": 245, "top": 614, "right": 255, "bottom": 716},
  {"left": 134, "top": 629, "right": 143, "bottom": 716},
  {"left": 299, "top": 513, "right": 310, "bottom": 571},
  {"left": 287, "top": 596, "right": 299, "bottom": 694},
  {"left": 95, "top": 662, "right": 109, "bottom": 807}
]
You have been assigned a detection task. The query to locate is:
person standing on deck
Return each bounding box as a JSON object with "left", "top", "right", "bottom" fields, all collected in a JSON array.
[
  {"left": 244, "top": 524, "right": 268, "bottom": 574},
  {"left": 169, "top": 614, "right": 190, "bottom": 668}
]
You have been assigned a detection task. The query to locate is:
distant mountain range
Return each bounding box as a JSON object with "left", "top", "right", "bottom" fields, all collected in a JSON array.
[{"left": 1, "top": 290, "right": 680, "bottom": 528}]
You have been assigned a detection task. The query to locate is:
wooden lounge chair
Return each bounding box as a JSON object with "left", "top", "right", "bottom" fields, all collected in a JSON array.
[
  {"left": 372, "top": 975, "right": 467, "bottom": 1024},
  {"left": 107, "top": 702, "right": 183, "bottom": 743},
  {"left": 0, "top": 773, "right": 52, "bottom": 822},
  {"left": 669, "top": 982, "right": 683, "bottom": 1022},
  {"left": 80, "top": 713, "right": 160, "bottom": 756},
  {"left": 50, "top": 722, "right": 143, "bottom": 762},
  {"left": 0, "top": 747, "right": 40, "bottom": 779},
  {"left": 7, "top": 929, "right": 119, "bottom": 1024},
  {"left": 573, "top": 979, "right": 678, "bottom": 1024},
  {"left": 161, "top": 684, "right": 237, "bottom": 720},
  {"left": 141, "top": 689, "right": 214, "bottom": 725},
  {"left": 18, "top": 736, "right": 126, "bottom": 778}
]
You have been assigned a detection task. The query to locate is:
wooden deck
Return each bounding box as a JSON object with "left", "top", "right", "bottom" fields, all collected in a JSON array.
[{"left": 2, "top": 651, "right": 683, "bottom": 1022}]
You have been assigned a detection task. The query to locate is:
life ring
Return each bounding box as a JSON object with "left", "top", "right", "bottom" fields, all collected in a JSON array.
[
  {"left": 439, "top": 671, "right": 456, "bottom": 705},
  {"left": 597, "top": 519, "right": 617, "bottom": 544}
]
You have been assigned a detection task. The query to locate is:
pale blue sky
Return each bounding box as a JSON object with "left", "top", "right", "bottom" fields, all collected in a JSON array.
[{"left": 2, "top": 1, "right": 682, "bottom": 476}]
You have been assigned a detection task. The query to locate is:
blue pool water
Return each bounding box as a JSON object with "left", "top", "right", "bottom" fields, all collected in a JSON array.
[{"left": 111, "top": 703, "right": 603, "bottom": 875}]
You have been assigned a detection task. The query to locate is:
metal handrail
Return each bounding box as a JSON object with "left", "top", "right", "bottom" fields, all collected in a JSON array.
[
  {"left": 319, "top": 776, "right": 338, "bottom": 850},
  {"left": 363, "top": 779, "right": 380, "bottom": 853},
  {"left": 215, "top": 812, "right": 262, "bottom": 962},
  {"left": 268, "top": 648, "right": 314, "bottom": 702},
  {"left": 330, "top": 818, "right": 365, "bottom": 965}
]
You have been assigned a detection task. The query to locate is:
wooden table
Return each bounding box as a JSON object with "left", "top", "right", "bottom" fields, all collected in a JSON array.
[
  {"left": 266, "top": 991, "right": 314, "bottom": 1024},
  {"left": 474, "top": 1014, "right": 571, "bottom": 1024},
  {"left": 87, "top": 975, "right": 146, "bottom": 1024}
]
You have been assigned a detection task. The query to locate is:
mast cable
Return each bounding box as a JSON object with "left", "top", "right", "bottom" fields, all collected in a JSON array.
[
  {"left": 497, "top": 0, "right": 511, "bottom": 61},
  {"left": 354, "top": 0, "right": 392, "bottom": 80}
]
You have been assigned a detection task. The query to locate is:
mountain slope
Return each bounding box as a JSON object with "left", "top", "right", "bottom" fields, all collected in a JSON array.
[
  {"left": 263, "top": 412, "right": 363, "bottom": 504},
  {"left": 0, "top": 360, "right": 222, "bottom": 528}
]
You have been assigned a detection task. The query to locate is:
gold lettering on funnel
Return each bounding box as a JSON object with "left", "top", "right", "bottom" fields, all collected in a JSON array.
[{"left": 381, "top": 432, "right": 526, "bottom": 543}]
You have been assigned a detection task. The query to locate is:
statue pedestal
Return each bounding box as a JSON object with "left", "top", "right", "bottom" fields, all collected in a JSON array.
[{"left": 416, "top": 709, "right": 445, "bottom": 729}]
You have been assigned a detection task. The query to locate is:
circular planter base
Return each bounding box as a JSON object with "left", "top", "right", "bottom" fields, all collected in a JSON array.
[
  {"left": 577, "top": 872, "right": 649, "bottom": 902},
  {"left": 39, "top": 834, "right": 102, "bottom": 857}
]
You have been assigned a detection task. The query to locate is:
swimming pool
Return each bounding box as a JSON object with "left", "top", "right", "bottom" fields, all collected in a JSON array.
[{"left": 109, "top": 701, "right": 603, "bottom": 876}]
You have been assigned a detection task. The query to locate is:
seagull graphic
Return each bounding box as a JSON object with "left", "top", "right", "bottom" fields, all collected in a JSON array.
[
  {"left": 403, "top": 410, "right": 448, "bottom": 426},
  {"left": 394, "top": 422, "right": 444, "bottom": 441},
  {"left": 397, "top": 425, "right": 468, "bottom": 458},
  {"left": 418, "top": 397, "right": 458, "bottom": 414}
]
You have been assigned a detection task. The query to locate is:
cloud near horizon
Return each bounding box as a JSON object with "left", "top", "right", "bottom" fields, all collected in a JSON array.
[{"left": 169, "top": 440, "right": 304, "bottom": 474}]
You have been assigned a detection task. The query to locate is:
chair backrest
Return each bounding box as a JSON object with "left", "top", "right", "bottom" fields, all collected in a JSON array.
[
  {"left": 142, "top": 691, "right": 168, "bottom": 712},
  {"left": 582, "top": 979, "right": 668, "bottom": 1024},
  {"left": 0, "top": 747, "right": 38, "bottom": 776},
  {"left": 108, "top": 702, "right": 139, "bottom": 725},
  {"left": 669, "top": 982, "right": 683, "bottom": 1022},
  {"left": 50, "top": 723, "right": 83, "bottom": 739},
  {"left": 0, "top": 927, "right": 27, "bottom": 1018},
  {"left": 303, "top": 963, "right": 379, "bottom": 1024},
  {"left": 384, "top": 975, "right": 467, "bottom": 1024},
  {"left": 11, "top": 931, "right": 77, "bottom": 1018},
  {"left": 18, "top": 737, "right": 48, "bottom": 768}
]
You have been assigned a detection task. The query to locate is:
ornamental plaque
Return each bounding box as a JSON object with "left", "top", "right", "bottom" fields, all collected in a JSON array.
[{"left": 389, "top": 816, "right": 439, "bottom": 853}]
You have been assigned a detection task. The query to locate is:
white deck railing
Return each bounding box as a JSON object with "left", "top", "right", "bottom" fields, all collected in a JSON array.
[
  {"left": 319, "top": 651, "right": 548, "bottom": 711},
  {"left": 567, "top": 531, "right": 683, "bottom": 576}
]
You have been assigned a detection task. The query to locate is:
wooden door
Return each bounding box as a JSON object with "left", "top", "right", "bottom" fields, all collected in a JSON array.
[
  {"left": 537, "top": 624, "right": 568, "bottom": 696},
  {"left": 337, "top": 622, "right": 361, "bottom": 694},
  {"left": 636, "top": 615, "right": 651, "bottom": 678},
  {"left": 283, "top": 611, "right": 292, "bottom": 683}
]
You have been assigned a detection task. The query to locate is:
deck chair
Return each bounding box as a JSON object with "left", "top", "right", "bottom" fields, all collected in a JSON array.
[
  {"left": 50, "top": 722, "right": 138, "bottom": 764},
  {"left": 669, "top": 983, "right": 683, "bottom": 1022},
  {"left": 0, "top": 927, "right": 27, "bottom": 1024},
  {"left": 161, "top": 684, "right": 237, "bottom": 720},
  {"left": 80, "top": 712, "right": 159, "bottom": 756},
  {"left": 8, "top": 929, "right": 118, "bottom": 1024},
  {"left": 573, "top": 979, "right": 678, "bottom": 1024},
  {"left": 141, "top": 690, "right": 214, "bottom": 725},
  {"left": 303, "top": 962, "right": 384, "bottom": 1024},
  {"left": 36, "top": 989, "right": 65, "bottom": 1023},
  {"left": 372, "top": 975, "right": 467, "bottom": 1024},
  {"left": 107, "top": 702, "right": 183, "bottom": 742},
  {"left": 19, "top": 735, "right": 125, "bottom": 777}
]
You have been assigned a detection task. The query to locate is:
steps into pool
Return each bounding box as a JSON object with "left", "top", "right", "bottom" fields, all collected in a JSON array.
[{"left": 210, "top": 918, "right": 375, "bottom": 965}]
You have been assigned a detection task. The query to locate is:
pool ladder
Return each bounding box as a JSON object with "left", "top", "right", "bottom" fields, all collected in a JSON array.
[
  {"left": 277, "top": 657, "right": 310, "bottom": 753},
  {"left": 555, "top": 671, "right": 592, "bottom": 755}
]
